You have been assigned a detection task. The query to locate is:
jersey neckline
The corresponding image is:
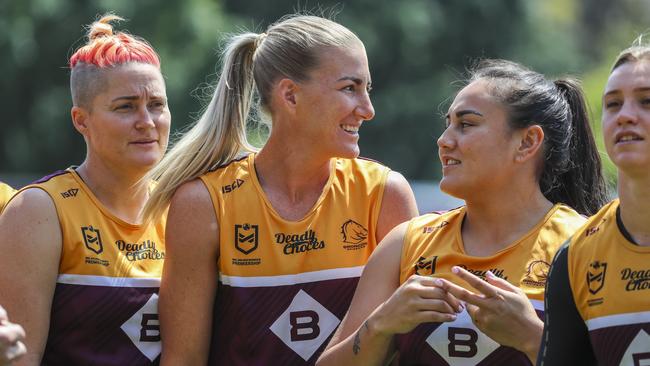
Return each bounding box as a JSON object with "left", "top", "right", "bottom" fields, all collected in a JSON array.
[
  {"left": 246, "top": 153, "right": 337, "bottom": 224},
  {"left": 453, "top": 203, "right": 574, "bottom": 258},
  {"left": 67, "top": 167, "right": 147, "bottom": 229}
]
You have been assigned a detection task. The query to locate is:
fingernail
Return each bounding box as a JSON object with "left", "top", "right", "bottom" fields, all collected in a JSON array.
[
  {"left": 434, "top": 279, "right": 444, "bottom": 287},
  {"left": 451, "top": 266, "right": 460, "bottom": 274},
  {"left": 457, "top": 303, "right": 465, "bottom": 313},
  {"left": 486, "top": 270, "right": 496, "bottom": 278},
  {"left": 449, "top": 314, "right": 457, "bottom": 321}
]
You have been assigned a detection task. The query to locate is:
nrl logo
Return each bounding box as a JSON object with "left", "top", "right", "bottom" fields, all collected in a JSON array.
[
  {"left": 81, "top": 225, "right": 103, "bottom": 254},
  {"left": 235, "top": 223, "right": 259, "bottom": 255},
  {"left": 414, "top": 256, "right": 438, "bottom": 276},
  {"left": 587, "top": 260, "right": 607, "bottom": 295}
]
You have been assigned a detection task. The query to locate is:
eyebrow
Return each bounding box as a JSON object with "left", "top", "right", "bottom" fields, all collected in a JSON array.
[
  {"left": 111, "top": 96, "right": 140, "bottom": 103},
  {"left": 337, "top": 76, "right": 372, "bottom": 86},
  {"left": 444, "top": 109, "right": 484, "bottom": 120},
  {"left": 111, "top": 95, "right": 167, "bottom": 103},
  {"left": 604, "top": 86, "right": 650, "bottom": 97}
]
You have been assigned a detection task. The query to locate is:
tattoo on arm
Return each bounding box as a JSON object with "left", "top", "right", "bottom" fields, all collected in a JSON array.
[{"left": 352, "top": 321, "right": 369, "bottom": 355}]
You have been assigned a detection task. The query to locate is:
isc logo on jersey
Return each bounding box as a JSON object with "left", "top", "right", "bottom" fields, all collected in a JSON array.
[
  {"left": 270, "top": 290, "right": 340, "bottom": 361},
  {"left": 222, "top": 179, "right": 244, "bottom": 194}
]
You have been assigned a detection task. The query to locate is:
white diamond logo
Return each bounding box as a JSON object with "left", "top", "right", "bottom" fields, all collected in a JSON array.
[
  {"left": 120, "top": 293, "right": 161, "bottom": 362},
  {"left": 269, "top": 289, "right": 341, "bottom": 361},
  {"left": 619, "top": 329, "right": 650, "bottom": 366},
  {"left": 426, "top": 309, "right": 500, "bottom": 366}
]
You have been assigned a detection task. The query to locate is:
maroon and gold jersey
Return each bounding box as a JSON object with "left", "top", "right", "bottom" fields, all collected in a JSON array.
[
  {"left": 200, "top": 154, "right": 389, "bottom": 365},
  {"left": 567, "top": 199, "right": 650, "bottom": 365},
  {"left": 13, "top": 169, "right": 166, "bottom": 365},
  {"left": 397, "top": 204, "right": 585, "bottom": 365}
]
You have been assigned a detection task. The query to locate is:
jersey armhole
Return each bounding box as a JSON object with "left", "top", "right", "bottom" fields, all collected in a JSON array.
[{"left": 398, "top": 218, "right": 417, "bottom": 284}]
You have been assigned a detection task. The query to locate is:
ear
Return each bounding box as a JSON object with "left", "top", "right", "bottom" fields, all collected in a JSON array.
[
  {"left": 71, "top": 106, "right": 90, "bottom": 136},
  {"left": 275, "top": 78, "right": 299, "bottom": 113},
  {"left": 514, "top": 124, "right": 544, "bottom": 163}
]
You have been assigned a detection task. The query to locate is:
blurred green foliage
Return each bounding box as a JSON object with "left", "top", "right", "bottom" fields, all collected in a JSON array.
[{"left": 2, "top": 0, "right": 649, "bottom": 188}]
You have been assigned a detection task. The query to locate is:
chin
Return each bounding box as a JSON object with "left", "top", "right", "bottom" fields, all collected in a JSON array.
[
  {"left": 340, "top": 144, "right": 361, "bottom": 159},
  {"left": 438, "top": 178, "right": 467, "bottom": 200},
  {"left": 615, "top": 156, "right": 650, "bottom": 176}
]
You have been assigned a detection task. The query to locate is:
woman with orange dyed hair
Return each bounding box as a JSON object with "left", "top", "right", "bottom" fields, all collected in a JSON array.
[{"left": 0, "top": 14, "right": 170, "bottom": 365}]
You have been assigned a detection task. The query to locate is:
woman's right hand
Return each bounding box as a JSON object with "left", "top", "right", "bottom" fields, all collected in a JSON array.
[{"left": 371, "top": 274, "right": 464, "bottom": 336}]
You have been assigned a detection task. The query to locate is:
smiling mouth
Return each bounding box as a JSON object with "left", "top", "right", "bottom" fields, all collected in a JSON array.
[
  {"left": 443, "top": 158, "right": 461, "bottom": 166},
  {"left": 341, "top": 124, "right": 359, "bottom": 134},
  {"left": 617, "top": 135, "right": 643, "bottom": 143}
]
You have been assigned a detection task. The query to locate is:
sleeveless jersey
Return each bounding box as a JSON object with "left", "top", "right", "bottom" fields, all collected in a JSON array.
[
  {"left": 0, "top": 182, "right": 15, "bottom": 213},
  {"left": 200, "top": 154, "right": 389, "bottom": 365},
  {"left": 396, "top": 204, "right": 585, "bottom": 366},
  {"left": 567, "top": 199, "right": 650, "bottom": 365},
  {"left": 15, "top": 169, "right": 166, "bottom": 365}
]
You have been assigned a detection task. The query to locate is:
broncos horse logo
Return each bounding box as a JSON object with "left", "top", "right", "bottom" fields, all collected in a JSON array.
[{"left": 341, "top": 220, "right": 368, "bottom": 245}]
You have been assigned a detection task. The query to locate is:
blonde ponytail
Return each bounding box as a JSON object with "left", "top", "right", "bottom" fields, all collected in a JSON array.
[
  {"left": 144, "top": 15, "right": 362, "bottom": 221},
  {"left": 144, "top": 33, "right": 259, "bottom": 221}
]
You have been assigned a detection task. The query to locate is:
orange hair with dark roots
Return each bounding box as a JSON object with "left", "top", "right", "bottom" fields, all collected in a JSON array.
[
  {"left": 69, "top": 14, "right": 160, "bottom": 69},
  {"left": 69, "top": 14, "right": 162, "bottom": 108}
]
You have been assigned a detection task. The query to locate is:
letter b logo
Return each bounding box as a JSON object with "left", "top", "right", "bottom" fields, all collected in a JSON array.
[
  {"left": 290, "top": 310, "right": 320, "bottom": 341},
  {"left": 140, "top": 313, "right": 161, "bottom": 342},
  {"left": 448, "top": 327, "right": 478, "bottom": 357}
]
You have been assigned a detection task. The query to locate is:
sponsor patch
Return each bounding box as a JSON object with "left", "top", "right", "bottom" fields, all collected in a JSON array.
[{"left": 275, "top": 229, "right": 326, "bottom": 255}]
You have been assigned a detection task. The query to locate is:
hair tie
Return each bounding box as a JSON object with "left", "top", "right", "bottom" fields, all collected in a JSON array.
[{"left": 255, "top": 32, "right": 268, "bottom": 49}]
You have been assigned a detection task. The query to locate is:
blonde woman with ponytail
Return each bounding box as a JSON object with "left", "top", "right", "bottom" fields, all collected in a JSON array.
[
  {"left": 0, "top": 14, "right": 169, "bottom": 366},
  {"left": 148, "top": 14, "right": 418, "bottom": 366}
]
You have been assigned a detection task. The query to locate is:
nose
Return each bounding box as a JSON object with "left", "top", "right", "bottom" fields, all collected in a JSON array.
[
  {"left": 437, "top": 126, "right": 455, "bottom": 150},
  {"left": 615, "top": 100, "right": 639, "bottom": 126},
  {"left": 355, "top": 92, "right": 375, "bottom": 121},
  {"left": 134, "top": 105, "right": 156, "bottom": 130}
]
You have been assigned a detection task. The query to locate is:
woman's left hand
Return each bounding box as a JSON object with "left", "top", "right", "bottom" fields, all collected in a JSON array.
[{"left": 434, "top": 266, "right": 543, "bottom": 362}]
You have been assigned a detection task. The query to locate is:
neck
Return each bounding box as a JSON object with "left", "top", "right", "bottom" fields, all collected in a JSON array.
[
  {"left": 77, "top": 159, "right": 150, "bottom": 224},
  {"left": 255, "top": 140, "right": 332, "bottom": 200},
  {"left": 461, "top": 182, "right": 554, "bottom": 256},
  {"left": 254, "top": 134, "right": 333, "bottom": 221},
  {"left": 618, "top": 172, "right": 650, "bottom": 246}
]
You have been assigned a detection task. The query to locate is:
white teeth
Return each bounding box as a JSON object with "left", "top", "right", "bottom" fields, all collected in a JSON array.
[
  {"left": 619, "top": 135, "right": 641, "bottom": 142},
  {"left": 341, "top": 124, "right": 359, "bottom": 133},
  {"left": 446, "top": 159, "right": 460, "bottom": 165}
]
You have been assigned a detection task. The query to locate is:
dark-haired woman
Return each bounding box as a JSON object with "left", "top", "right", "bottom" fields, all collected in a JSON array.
[{"left": 317, "top": 59, "right": 608, "bottom": 366}]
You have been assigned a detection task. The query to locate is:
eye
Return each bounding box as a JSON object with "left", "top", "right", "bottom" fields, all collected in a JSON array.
[
  {"left": 460, "top": 122, "right": 472, "bottom": 128},
  {"left": 115, "top": 103, "right": 133, "bottom": 111},
  {"left": 604, "top": 100, "right": 621, "bottom": 109},
  {"left": 366, "top": 85, "right": 373, "bottom": 94},
  {"left": 640, "top": 98, "right": 650, "bottom": 106},
  {"left": 342, "top": 84, "right": 355, "bottom": 92},
  {"left": 149, "top": 100, "right": 166, "bottom": 109}
]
